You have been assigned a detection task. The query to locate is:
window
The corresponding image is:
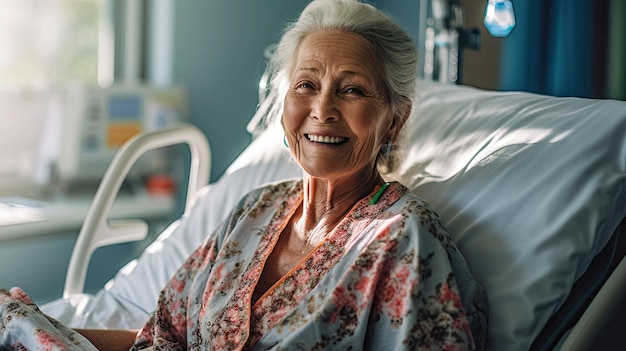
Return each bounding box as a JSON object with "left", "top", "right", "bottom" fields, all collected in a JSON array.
[
  {"left": 0, "top": 0, "right": 111, "bottom": 194},
  {"left": 0, "top": 0, "right": 106, "bottom": 89},
  {"left": 0, "top": 1, "right": 170, "bottom": 196}
]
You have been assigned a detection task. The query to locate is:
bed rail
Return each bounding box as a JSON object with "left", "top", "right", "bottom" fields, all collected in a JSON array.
[{"left": 63, "top": 123, "right": 211, "bottom": 299}]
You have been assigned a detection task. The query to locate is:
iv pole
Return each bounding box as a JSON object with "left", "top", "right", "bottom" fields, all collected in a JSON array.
[{"left": 421, "top": 0, "right": 481, "bottom": 84}]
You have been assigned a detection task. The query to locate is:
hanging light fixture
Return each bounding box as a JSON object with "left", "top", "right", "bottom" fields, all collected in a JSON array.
[{"left": 483, "top": 0, "right": 516, "bottom": 37}]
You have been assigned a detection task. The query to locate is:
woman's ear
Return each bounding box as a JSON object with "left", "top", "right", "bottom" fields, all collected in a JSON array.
[{"left": 389, "top": 101, "right": 412, "bottom": 143}]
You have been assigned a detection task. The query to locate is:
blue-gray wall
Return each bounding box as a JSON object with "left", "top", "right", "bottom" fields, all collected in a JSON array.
[
  {"left": 170, "top": 1, "right": 310, "bottom": 183},
  {"left": 169, "top": 0, "right": 421, "bottom": 184}
]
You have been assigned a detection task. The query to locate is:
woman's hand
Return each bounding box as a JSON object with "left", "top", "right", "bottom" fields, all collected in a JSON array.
[
  {"left": 0, "top": 287, "right": 35, "bottom": 305},
  {"left": 74, "top": 329, "right": 139, "bottom": 351},
  {"left": 1, "top": 288, "right": 138, "bottom": 350}
]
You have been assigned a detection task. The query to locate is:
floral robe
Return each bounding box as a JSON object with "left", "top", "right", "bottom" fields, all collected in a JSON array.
[
  {"left": 0, "top": 287, "right": 97, "bottom": 350},
  {"left": 132, "top": 180, "right": 487, "bottom": 350}
]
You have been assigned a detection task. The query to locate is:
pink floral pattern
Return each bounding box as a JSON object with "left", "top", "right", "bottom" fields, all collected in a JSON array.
[
  {"left": 132, "top": 180, "right": 487, "bottom": 350},
  {"left": 0, "top": 287, "right": 98, "bottom": 350}
]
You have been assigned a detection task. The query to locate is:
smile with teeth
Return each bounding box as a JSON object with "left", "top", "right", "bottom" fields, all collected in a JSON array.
[{"left": 305, "top": 134, "right": 348, "bottom": 145}]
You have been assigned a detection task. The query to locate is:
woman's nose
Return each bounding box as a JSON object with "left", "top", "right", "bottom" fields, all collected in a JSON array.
[{"left": 311, "top": 90, "right": 339, "bottom": 122}]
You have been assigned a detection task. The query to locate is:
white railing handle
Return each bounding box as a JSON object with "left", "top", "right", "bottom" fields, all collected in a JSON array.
[{"left": 63, "top": 123, "right": 211, "bottom": 298}]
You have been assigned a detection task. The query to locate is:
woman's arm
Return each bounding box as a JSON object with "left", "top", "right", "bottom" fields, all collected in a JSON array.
[{"left": 74, "top": 329, "right": 139, "bottom": 351}]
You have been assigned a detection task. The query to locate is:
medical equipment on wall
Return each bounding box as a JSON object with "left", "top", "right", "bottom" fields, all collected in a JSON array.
[
  {"left": 421, "top": 0, "right": 480, "bottom": 84},
  {"left": 483, "top": 0, "right": 516, "bottom": 37},
  {"left": 0, "top": 85, "right": 187, "bottom": 241},
  {"left": 35, "top": 85, "right": 187, "bottom": 196},
  {"left": 420, "top": 0, "right": 515, "bottom": 84}
]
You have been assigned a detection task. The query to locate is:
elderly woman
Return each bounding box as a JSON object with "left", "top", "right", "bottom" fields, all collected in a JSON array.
[{"left": 1, "top": 0, "right": 487, "bottom": 350}]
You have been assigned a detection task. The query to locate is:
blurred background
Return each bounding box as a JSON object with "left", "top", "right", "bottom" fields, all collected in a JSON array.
[{"left": 2, "top": 0, "right": 624, "bottom": 183}]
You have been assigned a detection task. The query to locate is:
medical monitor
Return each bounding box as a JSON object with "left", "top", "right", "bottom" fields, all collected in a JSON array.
[{"left": 0, "top": 84, "right": 188, "bottom": 199}]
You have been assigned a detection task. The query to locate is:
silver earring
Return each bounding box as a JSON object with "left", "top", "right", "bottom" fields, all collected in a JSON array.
[
  {"left": 284, "top": 135, "right": 289, "bottom": 148},
  {"left": 381, "top": 138, "right": 392, "bottom": 155}
]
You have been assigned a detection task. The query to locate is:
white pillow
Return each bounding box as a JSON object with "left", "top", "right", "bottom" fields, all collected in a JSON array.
[{"left": 387, "top": 80, "right": 626, "bottom": 350}]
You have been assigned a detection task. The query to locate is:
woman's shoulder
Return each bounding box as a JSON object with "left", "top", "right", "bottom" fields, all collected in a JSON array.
[
  {"left": 244, "top": 178, "right": 302, "bottom": 199},
  {"left": 385, "top": 182, "right": 456, "bottom": 245},
  {"left": 216, "top": 178, "right": 302, "bottom": 238},
  {"left": 230, "top": 178, "right": 302, "bottom": 212},
  {"left": 388, "top": 182, "right": 439, "bottom": 216}
]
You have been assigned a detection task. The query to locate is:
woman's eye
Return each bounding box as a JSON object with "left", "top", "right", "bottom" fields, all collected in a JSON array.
[
  {"left": 296, "top": 82, "right": 315, "bottom": 91},
  {"left": 345, "top": 87, "right": 365, "bottom": 96}
]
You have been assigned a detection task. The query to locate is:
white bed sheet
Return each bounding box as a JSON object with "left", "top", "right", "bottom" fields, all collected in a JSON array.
[{"left": 43, "top": 80, "right": 626, "bottom": 351}]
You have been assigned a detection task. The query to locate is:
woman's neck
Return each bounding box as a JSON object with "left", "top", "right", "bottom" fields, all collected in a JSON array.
[{"left": 295, "top": 168, "right": 385, "bottom": 246}]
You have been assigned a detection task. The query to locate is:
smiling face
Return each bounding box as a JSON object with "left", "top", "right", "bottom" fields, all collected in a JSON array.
[{"left": 283, "top": 31, "right": 396, "bottom": 183}]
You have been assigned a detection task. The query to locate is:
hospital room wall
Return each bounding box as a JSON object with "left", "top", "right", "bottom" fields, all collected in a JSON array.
[{"left": 169, "top": 0, "right": 311, "bottom": 185}]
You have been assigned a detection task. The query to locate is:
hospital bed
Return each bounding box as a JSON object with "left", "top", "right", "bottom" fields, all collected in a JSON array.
[{"left": 42, "top": 79, "right": 626, "bottom": 350}]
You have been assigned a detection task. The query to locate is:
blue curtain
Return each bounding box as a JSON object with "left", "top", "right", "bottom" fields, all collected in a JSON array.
[{"left": 499, "top": 0, "right": 608, "bottom": 98}]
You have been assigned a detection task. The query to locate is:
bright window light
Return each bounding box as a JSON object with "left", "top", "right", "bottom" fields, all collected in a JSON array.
[{"left": 0, "top": 0, "right": 105, "bottom": 89}]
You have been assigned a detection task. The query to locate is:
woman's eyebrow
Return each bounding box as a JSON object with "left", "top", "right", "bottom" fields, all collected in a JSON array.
[{"left": 293, "top": 65, "right": 319, "bottom": 75}]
